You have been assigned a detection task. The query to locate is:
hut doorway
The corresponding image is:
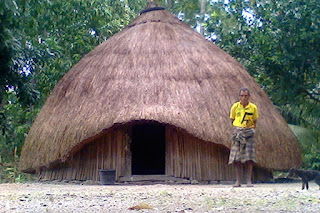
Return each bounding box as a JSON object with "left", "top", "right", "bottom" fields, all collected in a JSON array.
[{"left": 131, "top": 123, "right": 165, "bottom": 175}]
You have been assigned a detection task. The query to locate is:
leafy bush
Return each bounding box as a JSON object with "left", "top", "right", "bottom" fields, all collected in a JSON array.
[
  {"left": 0, "top": 91, "right": 38, "bottom": 162},
  {"left": 289, "top": 125, "right": 320, "bottom": 170},
  {"left": 0, "top": 164, "right": 35, "bottom": 183}
]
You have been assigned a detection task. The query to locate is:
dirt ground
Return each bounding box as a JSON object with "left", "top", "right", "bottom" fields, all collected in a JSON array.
[{"left": 1, "top": 182, "right": 320, "bottom": 212}]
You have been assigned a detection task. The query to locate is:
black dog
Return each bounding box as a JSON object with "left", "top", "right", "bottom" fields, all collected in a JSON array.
[{"left": 288, "top": 168, "right": 320, "bottom": 190}]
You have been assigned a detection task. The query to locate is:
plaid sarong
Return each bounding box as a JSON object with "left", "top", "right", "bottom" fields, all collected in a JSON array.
[{"left": 228, "top": 127, "right": 257, "bottom": 164}]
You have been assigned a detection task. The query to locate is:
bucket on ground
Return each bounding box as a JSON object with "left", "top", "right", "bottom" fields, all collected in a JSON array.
[{"left": 99, "top": 169, "right": 116, "bottom": 185}]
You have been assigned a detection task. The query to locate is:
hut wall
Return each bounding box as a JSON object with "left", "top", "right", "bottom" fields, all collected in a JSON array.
[
  {"left": 165, "top": 126, "right": 272, "bottom": 181},
  {"left": 39, "top": 124, "right": 272, "bottom": 182},
  {"left": 38, "top": 128, "right": 129, "bottom": 181}
]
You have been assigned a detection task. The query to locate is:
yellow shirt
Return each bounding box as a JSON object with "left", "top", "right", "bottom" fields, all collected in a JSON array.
[{"left": 230, "top": 102, "right": 258, "bottom": 128}]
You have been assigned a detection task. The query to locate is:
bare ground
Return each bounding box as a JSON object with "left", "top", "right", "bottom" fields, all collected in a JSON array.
[{"left": 1, "top": 182, "right": 320, "bottom": 212}]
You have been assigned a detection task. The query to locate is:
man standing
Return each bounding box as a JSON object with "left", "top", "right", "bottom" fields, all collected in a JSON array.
[{"left": 229, "top": 88, "right": 258, "bottom": 187}]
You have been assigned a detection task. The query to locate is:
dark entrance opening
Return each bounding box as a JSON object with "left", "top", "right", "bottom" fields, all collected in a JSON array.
[{"left": 131, "top": 123, "right": 165, "bottom": 175}]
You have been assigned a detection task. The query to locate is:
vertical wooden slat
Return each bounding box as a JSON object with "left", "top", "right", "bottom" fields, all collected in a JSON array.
[
  {"left": 166, "top": 126, "right": 170, "bottom": 175},
  {"left": 116, "top": 131, "right": 120, "bottom": 178},
  {"left": 96, "top": 137, "right": 100, "bottom": 181},
  {"left": 101, "top": 135, "right": 106, "bottom": 170},
  {"left": 165, "top": 126, "right": 171, "bottom": 176},
  {"left": 124, "top": 128, "right": 131, "bottom": 177}
]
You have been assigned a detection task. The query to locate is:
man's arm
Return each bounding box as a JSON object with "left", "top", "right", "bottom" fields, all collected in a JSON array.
[
  {"left": 253, "top": 119, "right": 257, "bottom": 129},
  {"left": 254, "top": 105, "right": 258, "bottom": 128}
]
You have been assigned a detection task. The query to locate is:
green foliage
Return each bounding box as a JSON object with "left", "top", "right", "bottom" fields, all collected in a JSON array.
[
  {"left": 252, "top": 1, "right": 320, "bottom": 104},
  {"left": 290, "top": 125, "right": 320, "bottom": 170},
  {"left": 0, "top": 146, "right": 35, "bottom": 183},
  {"left": 304, "top": 150, "right": 320, "bottom": 171},
  {"left": 169, "top": 0, "right": 201, "bottom": 25},
  {"left": 0, "top": 91, "right": 38, "bottom": 161},
  {"left": 205, "top": 0, "right": 320, "bottom": 130},
  {"left": 10, "top": 0, "right": 137, "bottom": 100},
  {"left": 127, "top": 0, "right": 149, "bottom": 13}
]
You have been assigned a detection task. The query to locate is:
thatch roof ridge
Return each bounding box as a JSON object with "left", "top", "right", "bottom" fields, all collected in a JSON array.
[{"left": 20, "top": 6, "right": 301, "bottom": 172}]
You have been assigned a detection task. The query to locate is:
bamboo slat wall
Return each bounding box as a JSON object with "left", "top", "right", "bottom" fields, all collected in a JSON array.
[
  {"left": 165, "top": 126, "right": 272, "bottom": 181},
  {"left": 39, "top": 124, "right": 272, "bottom": 182},
  {"left": 39, "top": 128, "right": 129, "bottom": 181},
  {"left": 165, "top": 126, "right": 234, "bottom": 180}
]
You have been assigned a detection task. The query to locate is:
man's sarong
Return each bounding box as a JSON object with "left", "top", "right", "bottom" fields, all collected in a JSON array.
[{"left": 228, "top": 127, "right": 256, "bottom": 164}]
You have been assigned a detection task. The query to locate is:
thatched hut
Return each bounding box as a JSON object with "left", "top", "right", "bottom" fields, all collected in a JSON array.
[{"left": 20, "top": 3, "right": 301, "bottom": 182}]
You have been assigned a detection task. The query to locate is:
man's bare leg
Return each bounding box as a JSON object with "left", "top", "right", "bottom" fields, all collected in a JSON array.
[
  {"left": 246, "top": 161, "right": 253, "bottom": 187},
  {"left": 233, "top": 162, "right": 242, "bottom": 187}
]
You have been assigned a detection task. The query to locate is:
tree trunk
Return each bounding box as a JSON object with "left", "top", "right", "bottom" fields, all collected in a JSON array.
[
  {"left": 167, "top": 0, "right": 172, "bottom": 9},
  {"left": 199, "top": 0, "right": 206, "bottom": 35}
]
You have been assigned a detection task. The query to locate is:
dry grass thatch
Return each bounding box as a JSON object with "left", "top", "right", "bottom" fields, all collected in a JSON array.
[{"left": 20, "top": 4, "right": 301, "bottom": 172}]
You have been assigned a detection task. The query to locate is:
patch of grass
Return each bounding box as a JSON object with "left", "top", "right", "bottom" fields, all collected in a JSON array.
[
  {"left": 159, "top": 190, "right": 172, "bottom": 197},
  {"left": 203, "top": 196, "right": 232, "bottom": 209}
]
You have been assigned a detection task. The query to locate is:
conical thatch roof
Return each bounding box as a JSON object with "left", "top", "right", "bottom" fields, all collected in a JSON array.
[{"left": 20, "top": 4, "right": 301, "bottom": 173}]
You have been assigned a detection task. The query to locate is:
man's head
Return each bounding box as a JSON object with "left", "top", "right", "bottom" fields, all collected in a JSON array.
[{"left": 239, "top": 88, "right": 250, "bottom": 106}]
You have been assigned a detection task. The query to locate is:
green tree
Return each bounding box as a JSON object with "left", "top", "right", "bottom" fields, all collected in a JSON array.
[
  {"left": 205, "top": 0, "right": 320, "bottom": 129},
  {"left": 250, "top": 0, "right": 320, "bottom": 129},
  {"left": 0, "top": 0, "right": 137, "bottom": 162},
  {"left": 0, "top": 0, "right": 35, "bottom": 107}
]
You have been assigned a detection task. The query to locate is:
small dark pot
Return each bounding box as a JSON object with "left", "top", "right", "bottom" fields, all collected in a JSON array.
[{"left": 99, "top": 169, "right": 116, "bottom": 185}]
